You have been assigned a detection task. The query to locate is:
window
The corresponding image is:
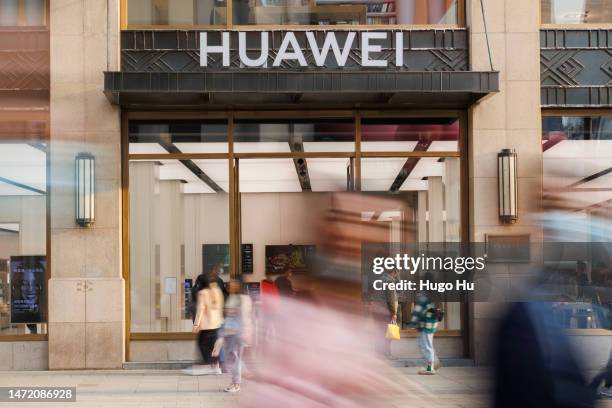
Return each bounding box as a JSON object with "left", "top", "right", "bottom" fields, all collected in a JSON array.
[
  {"left": 126, "top": 113, "right": 464, "bottom": 340},
  {"left": 541, "top": 0, "right": 612, "bottom": 24},
  {"left": 0, "top": 0, "right": 46, "bottom": 27},
  {"left": 233, "top": 0, "right": 459, "bottom": 26},
  {"left": 542, "top": 114, "right": 612, "bottom": 329},
  {"left": 129, "top": 120, "right": 229, "bottom": 333},
  {"left": 123, "top": 0, "right": 461, "bottom": 28},
  {"left": 361, "top": 118, "right": 459, "bottom": 152},
  {"left": 127, "top": 0, "right": 226, "bottom": 26},
  {"left": 233, "top": 119, "right": 355, "bottom": 153},
  {"left": 0, "top": 141, "right": 48, "bottom": 336}
]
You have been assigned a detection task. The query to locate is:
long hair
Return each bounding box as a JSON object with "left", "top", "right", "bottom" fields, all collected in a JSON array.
[{"left": 194, "top": 273, "right": 210, "bottom": 292}]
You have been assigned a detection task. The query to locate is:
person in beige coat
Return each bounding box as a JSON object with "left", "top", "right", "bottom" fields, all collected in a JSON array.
[{"left": 188, "top": 273, "right": 224, "bottom": 375}]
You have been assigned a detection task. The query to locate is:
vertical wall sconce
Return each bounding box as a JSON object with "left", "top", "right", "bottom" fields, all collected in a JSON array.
[
  {"left": 498, "top": 148, "right": 518, "bottom": 224},
  {"left": 75, "top": 152, "right": 95, "bottom": 227}
]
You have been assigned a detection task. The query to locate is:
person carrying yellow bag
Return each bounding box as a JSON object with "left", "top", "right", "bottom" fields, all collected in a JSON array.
[
  {"left": 370, "top": 269, "right": 400, "bottom": 358},
  {"left": 386, "top": 318, "right": 401, "bottom": 341}
]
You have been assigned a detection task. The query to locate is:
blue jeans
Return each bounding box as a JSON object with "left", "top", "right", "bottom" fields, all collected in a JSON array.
[
  {"left": 225, "top": 335, "right": 243, "bottom": 384},
  {"left": 418, "top": 331, "right": 435, "bottom": 365}
]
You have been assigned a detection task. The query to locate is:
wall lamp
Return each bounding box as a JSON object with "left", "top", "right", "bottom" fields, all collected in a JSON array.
[
  {"left": 498, "top": 148, "right": 518, "bottom": 224},
  {"left": 75, "top": 152, "right": 95, "bottom": 227}
]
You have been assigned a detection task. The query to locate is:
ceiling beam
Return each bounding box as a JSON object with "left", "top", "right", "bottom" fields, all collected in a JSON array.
[
  {"left": 568, "top": 166, "right": 612, "bottom": 188},
  {"left": 289, "top": 127, "right": 312, "bottom": 192},
  {"left": 158, "top": 136, "right": 224, "bottom": 193},
  {"left": 0, "top": 176, "right": 45, "bottom": 195},
  {"left": 389, "top": 140, "right": 432, "bottom": 192}
]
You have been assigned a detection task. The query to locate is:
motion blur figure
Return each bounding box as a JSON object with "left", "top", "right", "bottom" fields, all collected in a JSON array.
[
  {"left": 238, "top": 193, "right": 426, "bottom": 408},
  {"left": 493, "top": 186, "right": 609, "bottom": 408},
  {"left": 494, "top": 301, "right": 597, "bottom": 408}
]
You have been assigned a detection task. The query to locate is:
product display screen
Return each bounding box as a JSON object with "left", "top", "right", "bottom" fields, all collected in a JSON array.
[{"left": 265, "top": 245, "right": 316, "bottom": 274}]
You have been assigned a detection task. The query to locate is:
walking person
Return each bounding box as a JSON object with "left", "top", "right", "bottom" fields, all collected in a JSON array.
[
  {"left": 370, "top": 269, "right": 399, "bottom": 359},
  {"left": 185, "top": 273, "right": 224, "bottom": 375},
  {"left": 409, "top": 276, "right": 439, "bottom": 375},
  {"left": 220, "top": 278, "right": 253, "bottom": 393}
]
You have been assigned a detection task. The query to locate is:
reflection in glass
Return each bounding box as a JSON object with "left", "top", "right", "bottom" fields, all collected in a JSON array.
[
  {"left": 0, "top": 0, "right": 19, "bottom": 26},
  {"left": 24, "top": 0, "right": 44, "bottom": 26},
  {"left": 542, "top": 116, "right": 612, "bottom": 328},
  {"left": 541, "top": 0, "right": 612, "bottom": 24},
  {"left": 233, "top": 0, "right": 458, "bottom": 25},
  {"left": 127, "top": 0, "right": 226, "bottom": 25},
  {"left": 361, "top": 118, "right": 459, "bottom": 152},
  {"left": 0, "top": 0, "right": 45, "bottom": 26}
]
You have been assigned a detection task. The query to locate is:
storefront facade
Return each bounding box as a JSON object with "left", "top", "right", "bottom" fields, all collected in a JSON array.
[{"left": 0, "top": 0, "right": 609, "bottom": 370}]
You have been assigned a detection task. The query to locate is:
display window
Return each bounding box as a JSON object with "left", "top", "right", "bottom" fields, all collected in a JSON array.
[
  {"left": 125, "top": 111, "right": 466, "bottom": 343},
  {"left": 542, "top": 111, "right": 612, "bottom": 330},
  {"left": 0, "top": 114, "right": 48, "bottom": 338}
]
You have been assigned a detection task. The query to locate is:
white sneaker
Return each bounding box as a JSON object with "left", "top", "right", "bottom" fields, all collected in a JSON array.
[
  {"left": 213, "top": 366, "right": 222, "bottom": 375},
  {"left": 182, "top": 366, "right": 212, "bottom": 376},
  {"left": 599, "top": 387, "right": 612, "bottom": 398},
  {"left": 224, "top": 384, "right": 241, "bottom": 393}
]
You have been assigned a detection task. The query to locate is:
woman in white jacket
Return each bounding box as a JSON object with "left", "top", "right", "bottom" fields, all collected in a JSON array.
[{"left": 191, "top": 273, "right": 224, "bottom": 375}]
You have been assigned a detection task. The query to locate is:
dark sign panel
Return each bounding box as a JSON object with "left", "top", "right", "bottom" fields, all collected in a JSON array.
[{"left": 10, "top": 255, "right": 45, "bottom": 324}]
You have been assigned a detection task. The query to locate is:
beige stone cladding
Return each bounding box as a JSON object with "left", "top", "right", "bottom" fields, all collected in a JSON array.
[
  {"left": 48, "top": 0, "right": 124, "bottom": 369},
  {"left": 468, "top": 0, "right": 543, "bottom": 365}
]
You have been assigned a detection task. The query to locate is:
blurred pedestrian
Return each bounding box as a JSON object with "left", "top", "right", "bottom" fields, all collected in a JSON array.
[
  {"left": 221, "top": 278, "right": 253, "bottom": 393},
  {"left": 409, "top": 275, "right": 439, "bottom": 375},
  {"left": 494, "top": 300, "right": 597, "bottom": 407},
  {"left": 275, "top": 269, "right": 295, "bottom": 297},
  {"left": 184, "top": 273, "right": 224, "bottom": 375},
  {"left": 371, "top": 269, "right": 399, "bottom": 359},
  {"left": 591, "top": 351, "right": 612, "bottom": 399}
]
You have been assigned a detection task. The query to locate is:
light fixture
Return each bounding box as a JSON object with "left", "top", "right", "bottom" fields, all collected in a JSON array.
[
  {"left": 75, "top": 152, "right": 95, "bottom": 227},
  {"left": 498, "top": 148, "right": 517, "bottom": 224}
]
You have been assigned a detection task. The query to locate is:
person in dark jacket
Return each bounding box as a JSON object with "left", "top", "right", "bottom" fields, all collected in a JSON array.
[
  {"left": 275, "top": 269, "right": 295, "bottom": 297},
  {"left": 494, "top": 300, "right": 597, "bottom": 408}
]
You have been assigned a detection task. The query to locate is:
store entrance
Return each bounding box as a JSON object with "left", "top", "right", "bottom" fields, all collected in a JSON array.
[{"left": 125, "top": 111, "right": 467, "bottom": 361}]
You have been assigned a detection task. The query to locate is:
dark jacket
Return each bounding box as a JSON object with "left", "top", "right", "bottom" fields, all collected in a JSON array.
[{"left": 494, "top": 301, "right": 596, "bottom": 408}]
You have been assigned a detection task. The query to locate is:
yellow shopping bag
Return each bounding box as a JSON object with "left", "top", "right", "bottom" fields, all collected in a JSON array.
[{"left": 385, "top": 322, "right": 400, "bottom": 340}]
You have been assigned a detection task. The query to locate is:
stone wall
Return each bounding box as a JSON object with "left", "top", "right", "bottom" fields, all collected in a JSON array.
[
  {"left": 467, "top": 0, "right": 544, "bottom": 365},
  {"left": 48, "top": 0, "right": 124, "bottom": 369}
]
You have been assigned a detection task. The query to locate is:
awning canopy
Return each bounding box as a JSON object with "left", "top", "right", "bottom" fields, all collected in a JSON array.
[{"left": 104, "top": 70, "right": 498, "bottom": 109}]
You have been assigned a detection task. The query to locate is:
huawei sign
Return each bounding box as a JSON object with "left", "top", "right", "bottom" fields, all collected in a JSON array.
[{"left": 200, "top": 31, "right": 404, "bottom": 68}]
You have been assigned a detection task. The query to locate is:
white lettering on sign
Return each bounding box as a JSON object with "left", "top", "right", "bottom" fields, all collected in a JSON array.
[
  {"left": 306, "top": 32, "right": 356, "bottom": 67},
  {"left": 273, "top": 32, "right": 307, "bottom": 67},
  {"left": 200, "top": 31, "right": 404, "bottom": 68}
]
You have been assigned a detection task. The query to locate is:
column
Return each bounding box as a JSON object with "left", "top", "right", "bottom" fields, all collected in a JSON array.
[
  {"left": 468, "top": 0, "right": 543, "bottom": 364},
  {"left": 48, "top": 0, "right": 123, "bottom": 369}
]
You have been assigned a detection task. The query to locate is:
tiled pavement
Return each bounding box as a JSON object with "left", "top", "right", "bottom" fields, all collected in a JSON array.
[{"left": 0, "top": 367, "right": 609, "bottom": 408}]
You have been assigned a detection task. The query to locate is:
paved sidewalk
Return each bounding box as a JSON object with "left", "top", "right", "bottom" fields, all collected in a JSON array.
[{"left": 0, "top": 367, "right": 609, "bottom": 408}]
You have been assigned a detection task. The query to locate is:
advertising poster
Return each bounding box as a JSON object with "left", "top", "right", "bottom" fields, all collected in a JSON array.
[{"left": 10, "top": 255, "right": 45, "bottom": 324}]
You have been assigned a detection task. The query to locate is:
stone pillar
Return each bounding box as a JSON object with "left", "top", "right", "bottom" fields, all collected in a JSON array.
[
  {"left": 48, "top": 0, "right": 123, "bottom": 369},
  {"left": 467, "top": 0, "right": 543, "bottom": 364}
]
